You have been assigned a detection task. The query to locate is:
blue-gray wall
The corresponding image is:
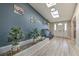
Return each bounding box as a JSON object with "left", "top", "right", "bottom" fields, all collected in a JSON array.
[{"left": 0, "top": 3, "right": 48, "bottom": 47}]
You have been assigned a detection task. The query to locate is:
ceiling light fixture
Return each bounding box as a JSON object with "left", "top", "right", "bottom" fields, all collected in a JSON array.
[
  {"left": 46, "top": 3, "right": 56, "bottom": 7},
  {"left": 52, "top": 10, "right": 59, "bottom": 15},
  {"left": 51, "top": 10, "right": 59, "bottom": 18},
  {"left": 51, "top": 8, "right": 56, "bottom": 12}
]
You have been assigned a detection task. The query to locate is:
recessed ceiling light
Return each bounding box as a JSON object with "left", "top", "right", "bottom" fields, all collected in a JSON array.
[{"left": 46, "top": 3, "right": 56, "bottom": 7}]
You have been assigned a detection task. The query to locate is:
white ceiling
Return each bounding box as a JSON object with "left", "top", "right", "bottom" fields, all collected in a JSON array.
[{"left": 30, "top": 3, "right": 76, "bottom": 22}]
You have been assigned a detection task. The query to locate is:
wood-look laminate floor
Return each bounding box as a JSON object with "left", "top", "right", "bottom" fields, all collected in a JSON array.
[{"left": 32, "top": 37, "right": 79, "bottom": 56}]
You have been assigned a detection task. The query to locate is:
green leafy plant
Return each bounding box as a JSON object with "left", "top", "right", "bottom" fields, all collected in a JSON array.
[
  {"left": 8, "top": 26, "right": 24, "bottom": 46},
  {"left": 28, "top": 28, "right": 40, "bottom": 43},
  {"left": 41, "top": 29, "right": 45, "bottom": 37},
  {"left": 40, "top": 29, "right": 46, "bottom": 40}
]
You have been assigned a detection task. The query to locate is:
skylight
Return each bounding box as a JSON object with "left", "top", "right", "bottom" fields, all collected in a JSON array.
[
  {"left": 46, "top": 3, "right": 59, "bottom": 18},
  {"left": 51, "top": 10, "right": 59, "bottom": 18},
  {"left": 51, "top": 8, "right": 56, "bottom": 12},
  {"left": 46, "top": 3, "right": 56, "bottom": 7},
  {"left": 52, "top": 10, "right": 58, "bottom": 15}
]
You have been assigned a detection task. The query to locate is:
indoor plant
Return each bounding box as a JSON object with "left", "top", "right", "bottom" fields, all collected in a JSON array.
[
  {"left": 8, "top": 26, "right": 24, "bottom": 52},
  {"left": 28, "top": 28, "right": 40, "bottom": 43}
]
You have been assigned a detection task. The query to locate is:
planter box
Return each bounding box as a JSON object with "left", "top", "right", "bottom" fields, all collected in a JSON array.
[
  {"left": 0, "top": 39, "right": 33, "bottom": 55},
  {"left": 14, "top": 38, "right": 49, "bottom": 56},
  {"left": 11, "top": 45, "right": 20, "bottom": 52}
]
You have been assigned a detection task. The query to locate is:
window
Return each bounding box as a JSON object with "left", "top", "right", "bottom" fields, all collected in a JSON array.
[
  {"left": 58, "top": 23, "right": 62, "bottom": 26},
  {"left": 46, "top": 3, "right": 56, "bottom": 8},
  {"left": 64, "top": 23, "right": 67, "bottom": 31},
  {"left": 54, "top": 24, "right": 56, "bottom": 31}
]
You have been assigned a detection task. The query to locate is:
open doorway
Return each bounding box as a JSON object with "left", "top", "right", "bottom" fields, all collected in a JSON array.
[{"left": 73, "top": 17, "right": 76, "bottom": 40}]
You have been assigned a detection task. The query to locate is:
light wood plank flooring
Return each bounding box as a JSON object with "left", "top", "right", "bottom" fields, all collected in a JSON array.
[{"left": 32, "top": 37, "right": 79, "bottom": 56}]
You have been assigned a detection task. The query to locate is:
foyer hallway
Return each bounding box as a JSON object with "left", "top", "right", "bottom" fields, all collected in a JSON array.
[
  {"left": 1, "top": 3, "right": 79, "bottom": 56},
  {"left": 32, "top": 37, "right": 79, "bottom": 56}
]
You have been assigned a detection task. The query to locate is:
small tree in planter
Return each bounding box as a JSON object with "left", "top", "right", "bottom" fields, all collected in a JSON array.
[
  {"left": 41, "top": 29, "right": 46, "bottom": 40},
  {"left": 32, "top": 28, "right": 38, "bottom": 43},
  {"left": 8, "top": 26, "right": 24, "bottom": 52},
  {"left": 36, "top": 30, "right": 42, "bottom": 41},
  {"left": 28, "top": 28, "right": 40, "bottom": 43}
]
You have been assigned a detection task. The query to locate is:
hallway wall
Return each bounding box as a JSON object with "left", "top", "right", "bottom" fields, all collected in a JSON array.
[
  {"left": 0, "top": 4, "right": 48, "bottom": 47},
  {"left": 71, "top": 4, "right": 79, "bottom": 47}
]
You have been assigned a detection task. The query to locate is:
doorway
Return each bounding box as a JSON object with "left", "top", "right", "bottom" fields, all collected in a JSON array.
[
  {"left": 54, "top": 22, "right": 68, "bottom": 38},
  {"left": 73, "top": 17, "right": 76, "bottom": 40}
]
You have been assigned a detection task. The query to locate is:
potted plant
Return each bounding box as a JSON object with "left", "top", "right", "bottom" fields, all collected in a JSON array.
[
  {"left": 32, "top": 28, "right": 38, "bottom": 43},
  {"left": 36, "top": 30, "right": 42, "bottom": 41},
  {"left": 8, "top": 26, "right": 24, "bottom": 52},
  {"left": 40, "top": 29, "right": 46, "bottom": 40},
  {"left": 28, "top": 28, "right": 40, "bottom": 43}
]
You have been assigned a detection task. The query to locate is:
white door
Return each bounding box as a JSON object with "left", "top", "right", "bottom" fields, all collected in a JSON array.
[
  {"left": 54, "top": 23, "right": 68, "bottom": 37},
  {"left": 57, "top": 23, "right": 64, "bottom": 37}
]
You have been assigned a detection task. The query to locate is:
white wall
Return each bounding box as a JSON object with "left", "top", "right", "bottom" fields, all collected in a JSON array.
[
  {"left": 75, "top": 4, "right": 79, "bottom": 47},
  {"left": 71, "top": 4, "right": 79, "bottom": 47},
  {"left": 76, "top": 14, "right": 79, "bottom": 47}
]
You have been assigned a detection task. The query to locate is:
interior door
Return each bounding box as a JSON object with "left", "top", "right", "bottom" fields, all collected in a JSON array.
[{"left": 57, "top": 23, "right": 64, "bottom": 37}]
